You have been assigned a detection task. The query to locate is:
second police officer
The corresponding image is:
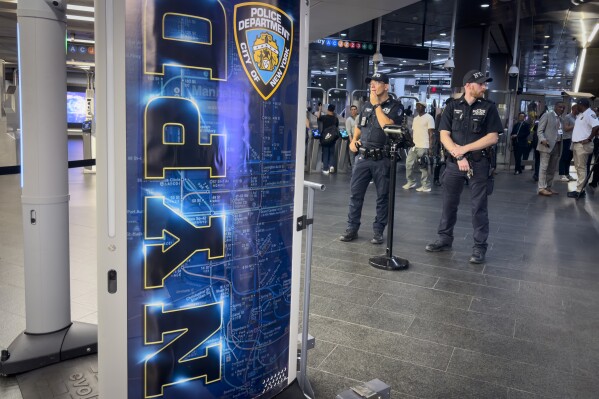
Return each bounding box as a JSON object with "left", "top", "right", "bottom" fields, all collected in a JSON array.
[
  {"left": 425, "top": 70, "right": 503, "bottom": 264},
  {"left": 339, "top": 72, "right": 404, "bottom": 244}
]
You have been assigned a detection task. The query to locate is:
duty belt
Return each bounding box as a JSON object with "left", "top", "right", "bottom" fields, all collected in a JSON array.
[
  {"left": 446, "top": 149, "right": 491, "bottom": 163},
  {"left": 358, "top": 147, "right": 388, "bottom": 160}
]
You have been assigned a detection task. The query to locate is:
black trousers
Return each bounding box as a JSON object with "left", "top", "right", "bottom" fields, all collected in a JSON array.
[
  {"left": 437, "top": 158, "right": 490, "bottom": 250},
  {"left": 514, "top": 145, "right": 527, "bottom": 172},
  {"left": 346, "top": 155, "right": 390, "bottom": 234},
  {"left": 558, "top": 138, "right": 573, "bottom": 176}
]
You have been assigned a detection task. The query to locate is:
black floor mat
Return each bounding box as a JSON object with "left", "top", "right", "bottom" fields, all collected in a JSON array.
[{"left": 16, "top": 355, "right": 98, "bottom": 399}]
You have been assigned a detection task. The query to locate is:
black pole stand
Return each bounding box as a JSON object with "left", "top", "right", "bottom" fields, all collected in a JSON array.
[{"left": 369, "top": 127, "right": 409, "bottom": 271}]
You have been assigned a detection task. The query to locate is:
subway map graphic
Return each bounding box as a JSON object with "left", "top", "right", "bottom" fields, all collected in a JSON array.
[{"left": 125, "top": 1, "right": 300, "bottom": 398}]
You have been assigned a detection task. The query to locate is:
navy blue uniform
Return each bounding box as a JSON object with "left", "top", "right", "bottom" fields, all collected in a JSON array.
[
  {"left": 346, "top": 98, "right": 404, "bottom": 234},
  {"left": 436, "top": 96, "right": 503, "bottom": 250}
]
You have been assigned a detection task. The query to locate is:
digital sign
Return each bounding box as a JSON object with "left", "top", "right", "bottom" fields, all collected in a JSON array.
[{"left": 125, "top": 1, "right": 300, "bottom": 398}]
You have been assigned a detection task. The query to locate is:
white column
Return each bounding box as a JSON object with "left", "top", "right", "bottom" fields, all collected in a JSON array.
[{"left": 18, "top": 0, "right": 71, "bottom": 334}]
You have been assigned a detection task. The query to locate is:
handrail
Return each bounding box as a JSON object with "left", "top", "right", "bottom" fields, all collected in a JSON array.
[{"left": 298, "top": 180, "right": 325, "bottom": 398}]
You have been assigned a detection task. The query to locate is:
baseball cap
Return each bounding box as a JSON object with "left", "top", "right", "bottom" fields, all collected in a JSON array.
[
  {"left": 365, "top": 72, "right": 389, "bottom": 84},
  {"left": 463, "top": 70, "right": 493, "bottom": 86},
  {"left": 416, "top": 101, "right": 427, "bottom": 107},
  {"left": 576, "top": 98, "right": 590, "bottom": 107}
]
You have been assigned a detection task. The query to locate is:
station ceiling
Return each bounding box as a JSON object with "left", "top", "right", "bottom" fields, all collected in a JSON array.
[{"left": 0, "top": 0, "right": 598, "bottom": 95}]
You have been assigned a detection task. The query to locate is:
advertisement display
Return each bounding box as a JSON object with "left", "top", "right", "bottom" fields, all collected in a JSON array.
[{"left": 120, "top": 0, "right": 302, "bottom": 398}]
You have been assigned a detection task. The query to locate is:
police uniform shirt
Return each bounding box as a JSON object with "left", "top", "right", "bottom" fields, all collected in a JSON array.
[
  {"left": 438, "top": 96, "right": 504, "bottom": 146},
  {"left": 357, "top": 98, "right": 404, "bottom": 149},
  {"left": 572, "top": 108, "right": 599, "bottom": 142}
]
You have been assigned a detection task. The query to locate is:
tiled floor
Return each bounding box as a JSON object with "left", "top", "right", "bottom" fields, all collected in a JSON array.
[{"left": 1, "top": 145, "right": 599, "bottom": 397}]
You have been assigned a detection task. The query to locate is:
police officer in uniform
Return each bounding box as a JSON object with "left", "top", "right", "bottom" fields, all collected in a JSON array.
[
  {"left": 425, "top": 70, "right": 503, "bottom": 263},
  {"left": 339, "top": 72, "right": 404, "bottom": 244}
]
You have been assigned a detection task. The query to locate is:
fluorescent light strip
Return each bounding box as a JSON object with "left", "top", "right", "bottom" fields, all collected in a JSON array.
[
  {"left": 70, "top": 39, "right": 95, "bottom": 44},
  {"left": 67, "top": 15, "right": 95, "bottom": 22},
  {"left": 588, "top": 23, "right": 599, "bottom": 44},
  {"left": 574, "top": 48, "right": 586, "bottom": 93},
  {"left": 67, "top": 5, "right": 95, "bottom": 13}
]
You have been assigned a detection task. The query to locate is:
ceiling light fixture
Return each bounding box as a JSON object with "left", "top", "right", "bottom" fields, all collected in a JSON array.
[
  {"left": 574, "top": 48, "right": 587, "bottom": 92},
  {"left": 588, "top": 23, "right": 599, "bottom": 44},
  {"left": 544, "top": 35, "right": 550, "bottom": 38},
  {"left": 66, "top": 15, "right": 95, "bottom": 22},
  {"left": 67, "top": 5, "right": 95, "bottom": 13},
  {"left": 481, "top": 4, "right": 490, "bottom": 8},
  {"left": 440, "top": 33, "right": 447, "bottom": 36},
  {"left": 340, "top": 33, "right": 347, "bottom": 37}
]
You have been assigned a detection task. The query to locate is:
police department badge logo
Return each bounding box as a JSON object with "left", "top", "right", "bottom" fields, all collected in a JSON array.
[{"left": 234, "top": 3, "right": 293, "bottom": 100}]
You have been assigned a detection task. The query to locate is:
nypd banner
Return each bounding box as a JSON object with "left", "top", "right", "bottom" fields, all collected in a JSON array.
[{"left": 123, "top": 0, "right": 301, "bottom": 398}]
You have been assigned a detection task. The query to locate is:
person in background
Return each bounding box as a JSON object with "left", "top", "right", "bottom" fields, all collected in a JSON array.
[
  {"left": 403, "top": 101, "right": 435, "bottom": 192},
  {"left": 425, "top": 70, "right": 502, "bottom": 264},
  {"left": 559, "top": 104, "right": 578, "bottom": 181},
  {"left": 536, "top": 102, "right": 565, "bottom": 196},
  {"left": 317, "top": 103, "right": 339, "bottom": 174},
  {"left": 345, "top": 104, "right": 359, "bottom": 169},
  {"left": 568, "top": 98, "right": 599, "bottom": 198},
  {"left": 510, "top": 112, "right": 531, "bottom": 175}
]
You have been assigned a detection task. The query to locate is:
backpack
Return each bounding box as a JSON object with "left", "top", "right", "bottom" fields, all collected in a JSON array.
[{"left": 320, "top": 125, "right": 340, "bottom": 146}]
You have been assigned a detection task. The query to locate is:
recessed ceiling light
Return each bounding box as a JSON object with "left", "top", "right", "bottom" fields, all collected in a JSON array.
[
  {"left": 481, "top": 4, "right": 490, "bottom": 8},
  {"left": 440, "top": 33, "right": 447, "bottom": 36},
  {"left": 321, "top": 55, "right": 326, "bottom": 58},
  {"left": 544, "top": 45, "right": 549, "bottom": 48},
  {"left": 544, "top": 35, "right": 550, "bottom": 38},
  {"left": 340, "top": 33, "right": 347, "bottom": 37},
  {"left": 436, "top": 53, "right": 441, "bottom": 56}
]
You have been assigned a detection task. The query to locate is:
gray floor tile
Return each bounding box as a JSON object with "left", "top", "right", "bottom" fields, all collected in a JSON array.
[
  {"left": 308, "top": 315, "right": 452, "bottom": 370},
  {"left": 447, "top": 349, "right": 599, "bottom": 398},
  {"left": 405, "top": 318, "right": 572, "bottom": 372},
  {"left": 349, "top": 274, "right": 473, "bottom": 309},
  {"left": 322, "top": 259, "right": 440, "bottom": 288},
  {"left": 507, "top": 389, "right": 550, "bottom": 399},
  {"left": 305, "top": 368, "right": 361, "bottom": 399},
  {"left": 0, "top": 376, "right": 23, "bottom": 399},
  {"left": 309, "top": 294, "right": 414, "bottom": 334},
  {"left": 319, "top": 345, "right": 509, "bottom": 398},
  {"left": 310, "top": 279, "right": 382, "bottom": 307},
  {"left": 375, "top": 293, "right": 515, "bottom": 336}
]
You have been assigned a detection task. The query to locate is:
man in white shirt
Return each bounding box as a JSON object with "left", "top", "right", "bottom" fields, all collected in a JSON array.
[
  {"left": 403, "top": 101, "right": 435, "bottom": 192},
  {"left": 568, "top": 98, "right": 599, "bottom": 198},
  {"left": 345, "top": 105, "right": 358, "bottom": 168}
]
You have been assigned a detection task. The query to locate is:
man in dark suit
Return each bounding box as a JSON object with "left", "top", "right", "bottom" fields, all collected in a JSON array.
[{"left": 511, "top": 112, "right": 531, "bottom": 174}]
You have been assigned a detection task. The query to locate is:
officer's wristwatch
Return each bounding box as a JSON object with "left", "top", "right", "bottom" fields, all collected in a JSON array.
[
  {"left": 456, "top": 155, "right": 464, "bottom": 161},
  {"left": 372, "top": 103, "right": 379, "bottom": 109}
]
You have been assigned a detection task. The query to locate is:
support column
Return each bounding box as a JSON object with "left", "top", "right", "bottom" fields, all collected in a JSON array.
[
  {"left": 347, "top": 55, "right": 368, "bottom": 105},
  {"left": 451, "top": 26, "right": 491, "bottom": 91},
  {"left": 488, "top": 54, "right": 510, "bottom": 104}
]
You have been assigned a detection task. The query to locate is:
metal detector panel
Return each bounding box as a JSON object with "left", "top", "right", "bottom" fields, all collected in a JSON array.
[{"left": 117, "top": 1, "right": 303, "bottom": 398}]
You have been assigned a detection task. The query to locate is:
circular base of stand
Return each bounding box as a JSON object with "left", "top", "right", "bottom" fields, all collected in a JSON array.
[{"left": 369, "top": 255, "right": 409, "bottom": 271}]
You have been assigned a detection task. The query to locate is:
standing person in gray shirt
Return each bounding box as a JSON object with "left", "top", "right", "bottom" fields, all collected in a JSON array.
[{"left": 345, "top": 105, "right": 359, "bottom": 170}]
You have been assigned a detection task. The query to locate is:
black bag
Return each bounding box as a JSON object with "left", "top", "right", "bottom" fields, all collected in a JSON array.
[{"left": 320, "top": 125, "right": 340, "bottom": 146}]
